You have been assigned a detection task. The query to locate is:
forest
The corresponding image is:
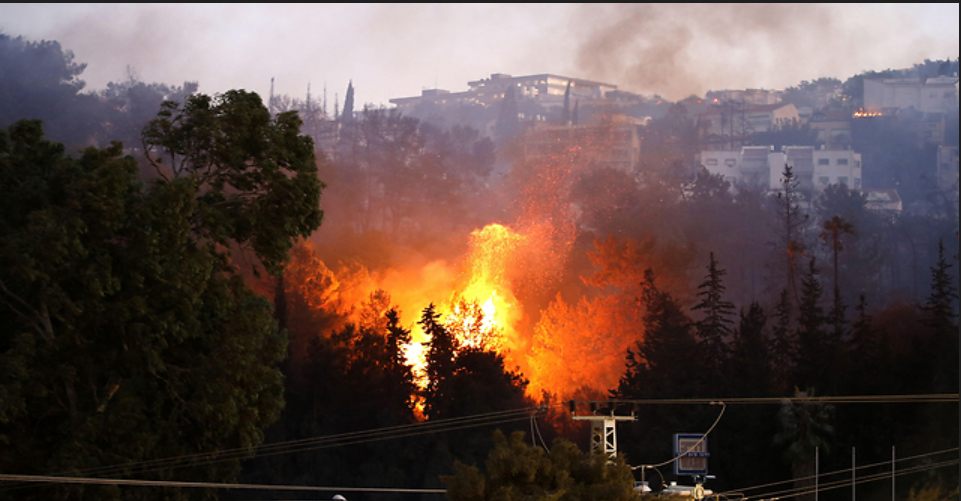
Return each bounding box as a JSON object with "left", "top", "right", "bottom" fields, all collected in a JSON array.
[{"left": 0, "top": 33, "right": 958, "bottom": 501}]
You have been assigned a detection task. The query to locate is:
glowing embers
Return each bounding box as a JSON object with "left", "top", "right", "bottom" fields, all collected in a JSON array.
[{"left": 453, "top": 223, "right": 524, "bottom": 355}]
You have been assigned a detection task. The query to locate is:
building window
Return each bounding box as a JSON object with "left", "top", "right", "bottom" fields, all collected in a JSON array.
[
  {"left": 854, "top": 178, "right": 861, "bottom": 189},
  {"left": 818, "top": 158, "right": 830, "bottom": 165},
  {"left": 837, "top": 158, "right": 849, "bottom": 165},
  {"left": 725, "top": 158, "right": 737, "bottom": 167},
  {"left": 706, "top": 159, "right": 718, "bottom": 166},
  {"left": 818, "top": 176, "right": 830, "bottom": 185},
  {"left": 838, "top": 176, "right": 849, "bottom": 186}
]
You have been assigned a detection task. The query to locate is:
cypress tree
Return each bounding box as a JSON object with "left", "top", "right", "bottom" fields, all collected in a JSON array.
[{"left": 341, "top": 80, "right": 354, "bottom": 122}]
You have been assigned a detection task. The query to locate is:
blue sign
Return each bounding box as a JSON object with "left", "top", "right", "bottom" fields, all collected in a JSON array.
[{"left": 674, "top": 433, "right": 710, "bottom": 476}]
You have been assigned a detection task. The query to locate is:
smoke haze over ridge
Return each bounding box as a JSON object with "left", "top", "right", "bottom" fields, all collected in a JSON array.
[{"left": 0, "top": 4, "right": 957, "bottom": 104}]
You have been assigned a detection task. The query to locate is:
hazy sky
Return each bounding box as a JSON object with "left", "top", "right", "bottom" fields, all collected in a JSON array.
[{"left": 1, "top": 4, "right": 958, "bottom": 106}]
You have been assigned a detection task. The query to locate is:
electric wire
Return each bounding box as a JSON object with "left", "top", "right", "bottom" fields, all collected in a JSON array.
[
  {"left": 532, "top": 411, "right": 550, "bottom": 451},
  {"left": 0, "top": 405, "right": 565, "bottom": 494},
  {"left": 603, "top": 394, "right": 958, "bottom": 405},
  {"left": 643, "top": 402, "right": 726, "bottom": 469},
  {"left": 4, "top": 394, "right": 953, "bottom": 494},
  {"left": 54, "top": 404, "right": 563, "bottom": 479},
  {"left": 712, "top": 446, "right": 959, "bottom": 498},
  {"left": 737, "top": 458, "right": 959, "bottom": 500},
  {"left": 0, "top": 414, "right": 536, "bottom": 494},
  {"left": 0, "top": 473, "right": 447, "bottom": 495}
]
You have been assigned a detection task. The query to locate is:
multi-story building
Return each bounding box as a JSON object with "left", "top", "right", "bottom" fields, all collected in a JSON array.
[
  {"left": 698, "top": 145, "right": 862, "bottom": 193},
  {"left": 863, "top": 76, "right": 959, "bottom": 114},
  {"left": 705, "top": 88, "right": 783, "bottom": 105},
  {"left": 389, "top": 73, "right": 618, "bottom": 114},
  {"left": 937, "top": 146, "right": 959, "bottom": 213},
  {"left": 808, "top": 110, "right": 853, "bottom": 150},
  {"left": 695, "top": 103, "right": 800, "bottom": 148},
  {"left": 521, "top": 116, "right": 640, "bottom": 173}
]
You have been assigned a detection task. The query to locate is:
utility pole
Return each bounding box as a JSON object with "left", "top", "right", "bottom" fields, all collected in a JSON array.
[{"left": 569, "top": 401, "right": 635, "bottom": 458}]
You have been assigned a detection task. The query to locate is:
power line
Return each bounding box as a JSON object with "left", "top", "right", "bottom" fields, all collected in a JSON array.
[
  {"left": 6, "top": 394, "right": 954, "bottom": 492},
  {"left": 0, "top": 474, "right": 446, "bottom": 495},
  {"left": 738, "top": 458, "right": 959, "bottom": 500},
  {"left": 602, "top": 394, "right": 958, "bottom": 406},
  {"left": 13, "top": 404, "right": 563, "bottom": 486},
  {"left": 713, "top": 447, "right": 959, "bottom": 499}
]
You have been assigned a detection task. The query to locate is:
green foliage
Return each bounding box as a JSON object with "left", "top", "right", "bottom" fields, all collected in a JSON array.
[
  {"left": 0, "top": 34, "right": 100, "bottom": 145},
  {"left": 442, "top": 430, "right": 637, "bottom": 501},
  {"left": 141, "top": 89, "right": 324, "bottom": 275},
  {"left": 0, "top": 116, "right": 314, "bottom": 499},
  {"left": 908, "top": 484, "right": 960, "bottom": 501}
]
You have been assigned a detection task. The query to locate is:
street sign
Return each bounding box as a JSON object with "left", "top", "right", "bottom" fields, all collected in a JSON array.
[{"left": 674, "top": 433, "right": 709, "bottom": 476}]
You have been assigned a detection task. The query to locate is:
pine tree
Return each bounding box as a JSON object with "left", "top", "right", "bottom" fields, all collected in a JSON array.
[
  {"left": 616, "top": 269, "right": 698, "bottom": 399},
  {"left": 692, "top": 252, "right": 736, "bottom": 385},
  {"left": 923, "top": 239, "right": 959, "bottom": 336},
  {"left": 794, "top": 258, "right": 834, "bottom": 393},
  {"left": 770, "top": 289, "right": 796, "bottom": 394},
  {"left": 730, "top": 302, "right": 772, "bottom": 397},
  {"left": 421, "top": 303, "right": 458, "bottom": 419},
  {"left": 920, "top": 239, "right": 959, "bottom": 394}
]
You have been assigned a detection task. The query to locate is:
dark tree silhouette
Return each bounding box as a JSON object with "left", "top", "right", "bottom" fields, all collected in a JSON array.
[
  {"left": 692, "top": 252, "right": 736, "bottom": 388},
  {"left": 774, "top": 164, "right": 808, "bottom": 308}
]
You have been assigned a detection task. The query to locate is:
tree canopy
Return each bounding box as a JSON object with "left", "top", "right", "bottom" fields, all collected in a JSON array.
[{"left": 0, "top": 88, "right": 323, "bottom": 500}]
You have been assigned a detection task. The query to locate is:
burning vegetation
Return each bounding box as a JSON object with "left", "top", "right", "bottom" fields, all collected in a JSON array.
[{"left": 1, "top": 31, "right": 957, "bottom": 499}]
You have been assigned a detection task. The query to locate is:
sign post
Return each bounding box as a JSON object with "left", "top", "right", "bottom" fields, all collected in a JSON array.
[{"left": 673, "top": 433, "right": 710, "bottom": 476}]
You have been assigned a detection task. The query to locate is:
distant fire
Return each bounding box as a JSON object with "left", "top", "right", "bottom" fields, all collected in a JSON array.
[
  {"left": 852, "top": 109, "right": 882, "bottom": 118},
  {"left": 282, "top": 116, "right": 657, "bottom": 402}
]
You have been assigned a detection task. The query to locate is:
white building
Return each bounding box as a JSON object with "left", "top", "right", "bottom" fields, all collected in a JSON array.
[
  {"left": 698, "top": 145, "right": 862, "bottom": 193},
  {"left": 863, "top": 76, "right": 959, "bottom": 114},
  {"left": 389, "top": 73, "right": 618, "bottom": 113}
]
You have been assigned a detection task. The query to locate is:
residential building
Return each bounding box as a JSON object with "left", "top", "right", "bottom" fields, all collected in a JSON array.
[
  {"left": 521, "top": 117, "right": 640, "bottom": 173},
  {"left": 389, "top": 73, "right": 618, "bottom": 114},
  {"left": 808, "top": 110, "right": 852, "bottom": 150},
  {"left": 705, "top": 88, "right": 783, "bottom": 105},
  {"left": 695, "top": 103, "right": 800, "bottom": 149},
  {"left": 937, "top": 146, "right": 959, "bottom": 212},
  {"left": 698, "top": 145, "right": 861, "bottom": 193},
  {"left": 863, "top": 76, "right": 959, "bottom": 114},
  {"left": 862, "top": 189, "right": 903, "bottom": 214}
]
